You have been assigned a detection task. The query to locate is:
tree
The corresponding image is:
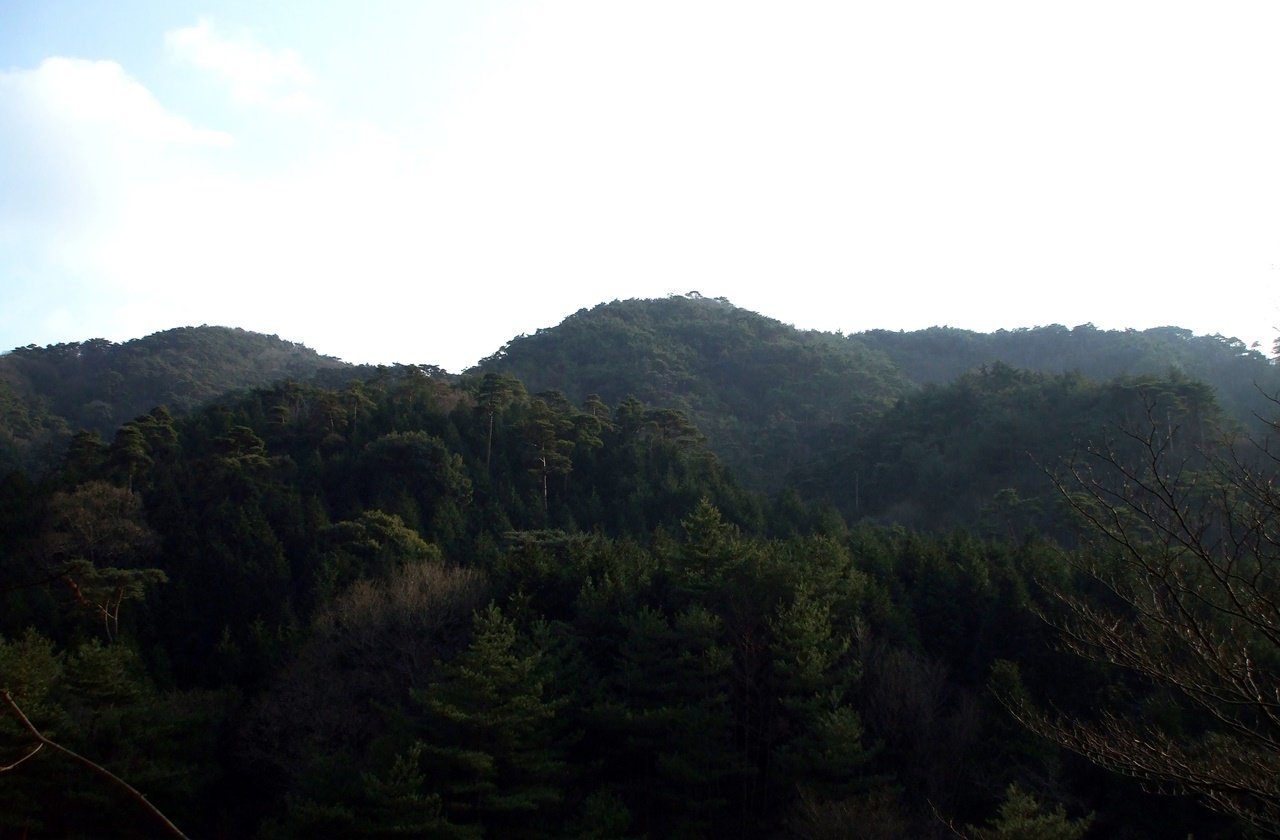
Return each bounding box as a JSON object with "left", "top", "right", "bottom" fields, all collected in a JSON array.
[
  {"left": 1, "top": 683, "right": 190, "bottom": 839},
  {"left": 965, "top": 784, "right": 1092, "bottom": 840},
  {"left": 995, "top": 394, "right": 1280, "bottom": 834},
  {"left": 0, "top": 630, "right": 213, "bottom": 840},
  {"left": 41, "top": 481, "right": 166, "bottom": 643},
  {"left": 357, "top": 431, "right": 472, "bottom": 535},
  {"left": 525, "top": 396, "right": 574, "bottom": 516},
  {"left": 476, "top": 373, "right": 524, "bottom": 473},
  {"left": 312, "top": 509, "right": 440, "bottom": 605},
  {"left": 107, "top": 424, "right": 152, "bottom": 493},
  {"left": 413, "top": 603, "right": 567, "bottom": 837},
  {"left": 63, "top": 430, "right": 107, "bottom": 484},
  {"left": 241, "top": 559, "right": 488, "bottom": 812}
]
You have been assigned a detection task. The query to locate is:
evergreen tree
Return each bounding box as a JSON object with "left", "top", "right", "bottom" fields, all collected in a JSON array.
[
  {"left": 413, "top": 603, "right": 568, "bottom": 837},
  {"left": 967, "top": 784, "right": 1093, "bottom": 840}
]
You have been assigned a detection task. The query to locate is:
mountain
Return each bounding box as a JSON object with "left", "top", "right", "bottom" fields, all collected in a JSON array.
[
  {"left": 473, "top": 294, "right": 912, "bottom": 489},
  {"left": 860, "top": 323, "right": 1279, "bottom": 427},
  {"left": 4, "top": 301, "right": 1274, "bottom": 495},
  {"left": 793, "top": 362, "right": 1224, "bottom": 532},
  {"left": 1, "top": 302, "right": 1274, "bottom": 838},
  {"left": 473, "top": 295, "right": 1278, "bottom": 492},
  {"left": 0, "top": 326, "right": 355, "bottom": 472}
]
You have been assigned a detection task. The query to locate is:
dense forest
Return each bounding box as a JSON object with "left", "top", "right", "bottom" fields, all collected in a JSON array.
[
  {"left": 0, "top": 327, "right": 354, "bottom": 475},
  {"left": 1, "top": 295, "right": 1278, "bottom": 838}
]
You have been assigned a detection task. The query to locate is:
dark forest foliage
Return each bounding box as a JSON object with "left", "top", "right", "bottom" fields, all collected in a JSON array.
[
  {"left": 475, "top": 295, "right": 912, "bottom": 490},
  {"left": 1, "top": 299, "right": 1277, "bottom": 838},
  {"left": 0, "top": 327, "right": 354, "bottom": 474},
  {"left": 861, "top": 323, "right": 1279, "bottom": 432}
]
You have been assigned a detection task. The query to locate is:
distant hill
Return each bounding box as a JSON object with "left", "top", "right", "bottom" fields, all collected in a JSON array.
[
  {"left": 860, "top": 323, "right": 1279, "bottom": 427},
  {"left": 474, "top": 295, "right": 912, "bottom": 489},
  {"left": 4, "top": 302, "right": 1275, "bottom": 493},
  {"left": 0, "top": 326, "right": 354, "bottom": 472},
  {"left": 476, "top": 296, "right": 1278, "bottom": 494},
  {"left": 792, "top": 362, "right": 1226, "bottom": 532}
]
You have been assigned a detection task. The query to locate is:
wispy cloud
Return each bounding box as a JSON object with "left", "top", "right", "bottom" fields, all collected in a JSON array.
[
  {"left": 0, "top": 56, "right": 231, "bottom": 248},
  {"left": 0, "top": 57, "right": 232, "bottom": 149},
  {"left": 0, "top": 56, "right": 236, "bottom": 345},
  {"left": 166, "top": 17, "right": 316, "bottom": 112},
  {"left": 0, "top": 40, "right": 447, "bottom": 360},
  {"left": 3, "top": 4, "right": 1277, "bottom": 366}
]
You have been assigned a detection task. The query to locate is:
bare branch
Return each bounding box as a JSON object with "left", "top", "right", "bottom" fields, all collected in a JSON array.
[
  {"left": 1021, "top": 386, "right": 1280, "bottom": 833},
  {"left": 1, "top": 689, "right": 191, "bottom": 840},
  {"left": 0, "top": 742, "right": 43, "bottom": 772}
]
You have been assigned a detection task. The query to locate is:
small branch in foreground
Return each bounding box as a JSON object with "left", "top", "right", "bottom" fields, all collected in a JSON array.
[
  {"left": 0, "top": 742, "right": 43, "bottom": 772},
  {"left": 1, "top": 689, "right": 190, "bottom": 840}
]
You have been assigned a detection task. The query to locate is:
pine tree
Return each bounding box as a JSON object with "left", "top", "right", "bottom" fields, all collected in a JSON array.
[
  {"left": 967, "top": 784, "right": 1093, "bottom": 840},
  {"left": 413, "top": 604, "right": 567, "bottom": 837}
]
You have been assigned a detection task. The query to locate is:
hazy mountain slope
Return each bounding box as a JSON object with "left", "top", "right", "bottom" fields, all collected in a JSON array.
[
  {"left": 0, "top": 326, "right": 352, "bottom": 471},
  {"left": 476, "top": 298, "right": 1276, "bottom": 497},
  {"left": 474, "top": 294, "right": 912, "bottom": 489},
  {"left": 860, "top": 323, "right": 1279, "bottom": 428},
  {"left": 792, "top": 363, "right": 1225, "bottom": 532}
]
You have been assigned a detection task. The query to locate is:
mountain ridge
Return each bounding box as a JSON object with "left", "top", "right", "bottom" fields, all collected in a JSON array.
[{"left": 4, "top": 299, "right": 1276, "bottom": 484}]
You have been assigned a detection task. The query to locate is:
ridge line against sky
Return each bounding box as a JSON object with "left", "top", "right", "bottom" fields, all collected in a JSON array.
[{"left": 2, "top": 1, "right": 1278, "bottom": 372}]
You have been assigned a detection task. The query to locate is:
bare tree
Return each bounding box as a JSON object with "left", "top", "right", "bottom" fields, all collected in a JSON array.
[{"left": 996, "top": 394, "right": 1280, "bottom": 834}]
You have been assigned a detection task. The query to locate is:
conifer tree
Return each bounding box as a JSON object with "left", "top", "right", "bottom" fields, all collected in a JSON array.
[
  {"left": 413, "top": 603, "right": 567, "bottom": 837},
  {"left": 41, "top": 481, "right": 165, "bottom": 643}
]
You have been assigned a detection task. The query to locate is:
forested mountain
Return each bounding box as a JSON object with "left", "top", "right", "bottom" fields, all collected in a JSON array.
[
  {"left": 793, "top": 363, "right": 1223, "bottom": 532},
  {"left": 5, "top": 299, "right": 1275, "bottom": 496},
  {"left": 477, "top": 295, "right": 1277, "bottom": 492},
  {"left": 475, "top": 295, "right": 912, "bottom": 489},
  {"left": 1, "top": 300, "right": 1278, "bottom": 838},
  {"left": 0, "top": 327, "right": 355, "bottom": 473},
  {"left": 860, "top": 322, "right": 1279, "bottom": 428}
]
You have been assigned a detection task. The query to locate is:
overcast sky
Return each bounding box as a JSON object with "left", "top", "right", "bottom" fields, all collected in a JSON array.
[{"left": 2, "top": 1, "right": 1278, "bottom": 371}]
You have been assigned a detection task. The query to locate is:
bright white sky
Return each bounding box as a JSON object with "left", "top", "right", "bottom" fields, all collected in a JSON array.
[{"left": 2, "top": 1, "right": 1278, "bottom": 371}]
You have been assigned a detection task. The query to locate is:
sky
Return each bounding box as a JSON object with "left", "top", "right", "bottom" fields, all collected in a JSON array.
[{"left": 2, "top": 1, "right": 1279, "bottom": 371}]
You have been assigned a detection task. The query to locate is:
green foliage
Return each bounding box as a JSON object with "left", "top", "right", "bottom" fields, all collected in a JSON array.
[
  {"left": 357, "top": 742, "right": 472, "bottom": 839},
  {"left": 1, "top": 309, "right": 1269, "bottom": 838},
  {"left": 0, "top": 327, "right": 353, "bottom": 472},
  {"left": 477, "top": 294, "right": 910, "bottom": 489},
  {"left": 41, "top": 481, "right": 166, "bottom": 643},
  {"left": 861, "top": 322, "right": 1278, "bottom": 431},
  {"left": 312, "top": 509, "right": 441, "bottom": 605},
  {"left": 0, "top": 631, "right": 225, "bottom": 838},
  {"left": 968, "top": 783, "right": 1094, "bottom": 840},
  {"left": 801, "top": 365, "right": 1224, "bottom": 533},
  {"left": 413, "top": 603, "right": 568, "bottom": 837},
  {"left": 242, "top": 558, "right": 489, "bottom": 828},
  {"left": 0, "top": 376, "right": 70, "bottom": 474}
]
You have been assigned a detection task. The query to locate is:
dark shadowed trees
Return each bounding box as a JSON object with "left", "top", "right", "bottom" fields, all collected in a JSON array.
[{"left": 996, "top": 396, "right": 1280, "bottom": 834}]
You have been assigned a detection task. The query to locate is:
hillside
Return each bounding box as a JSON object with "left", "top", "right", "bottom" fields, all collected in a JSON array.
[
  {"left": 0, "top": 304, "right": 1274, "bottom": 838},
  {"left": 5, "top": 303, "right": 1274, "bottom": 499},
  {"left": 860, "top": 323, "right": 1279, "bottom": 426},
  {"left": 0, "top": 326, "right": 354, "bottom": 472},
  {"left": 474, "top": 295, "right": 912, "bottom": 489},
  {"left": 793, "top": 363, "right": 1224, "bottom": 532},
  {"left": 475, "top": 295, "right": 1277, "bottom": 493}
]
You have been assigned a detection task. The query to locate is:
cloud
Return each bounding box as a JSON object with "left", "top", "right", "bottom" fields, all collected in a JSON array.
[
  {"left": 3, "top": 4, "right": 1277, "bottom": 367},
  {"left": 166, "top": 18, "right": 315, "bottom": 112},
  {"left": 0, "top": 57, "right": 231, "bottom": 244},
  {"left": 0, "top": 57, "right": 232, "bottom": 152},
  {"left": 0, "top": 56, "right": 237, "bottom": 344}
]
